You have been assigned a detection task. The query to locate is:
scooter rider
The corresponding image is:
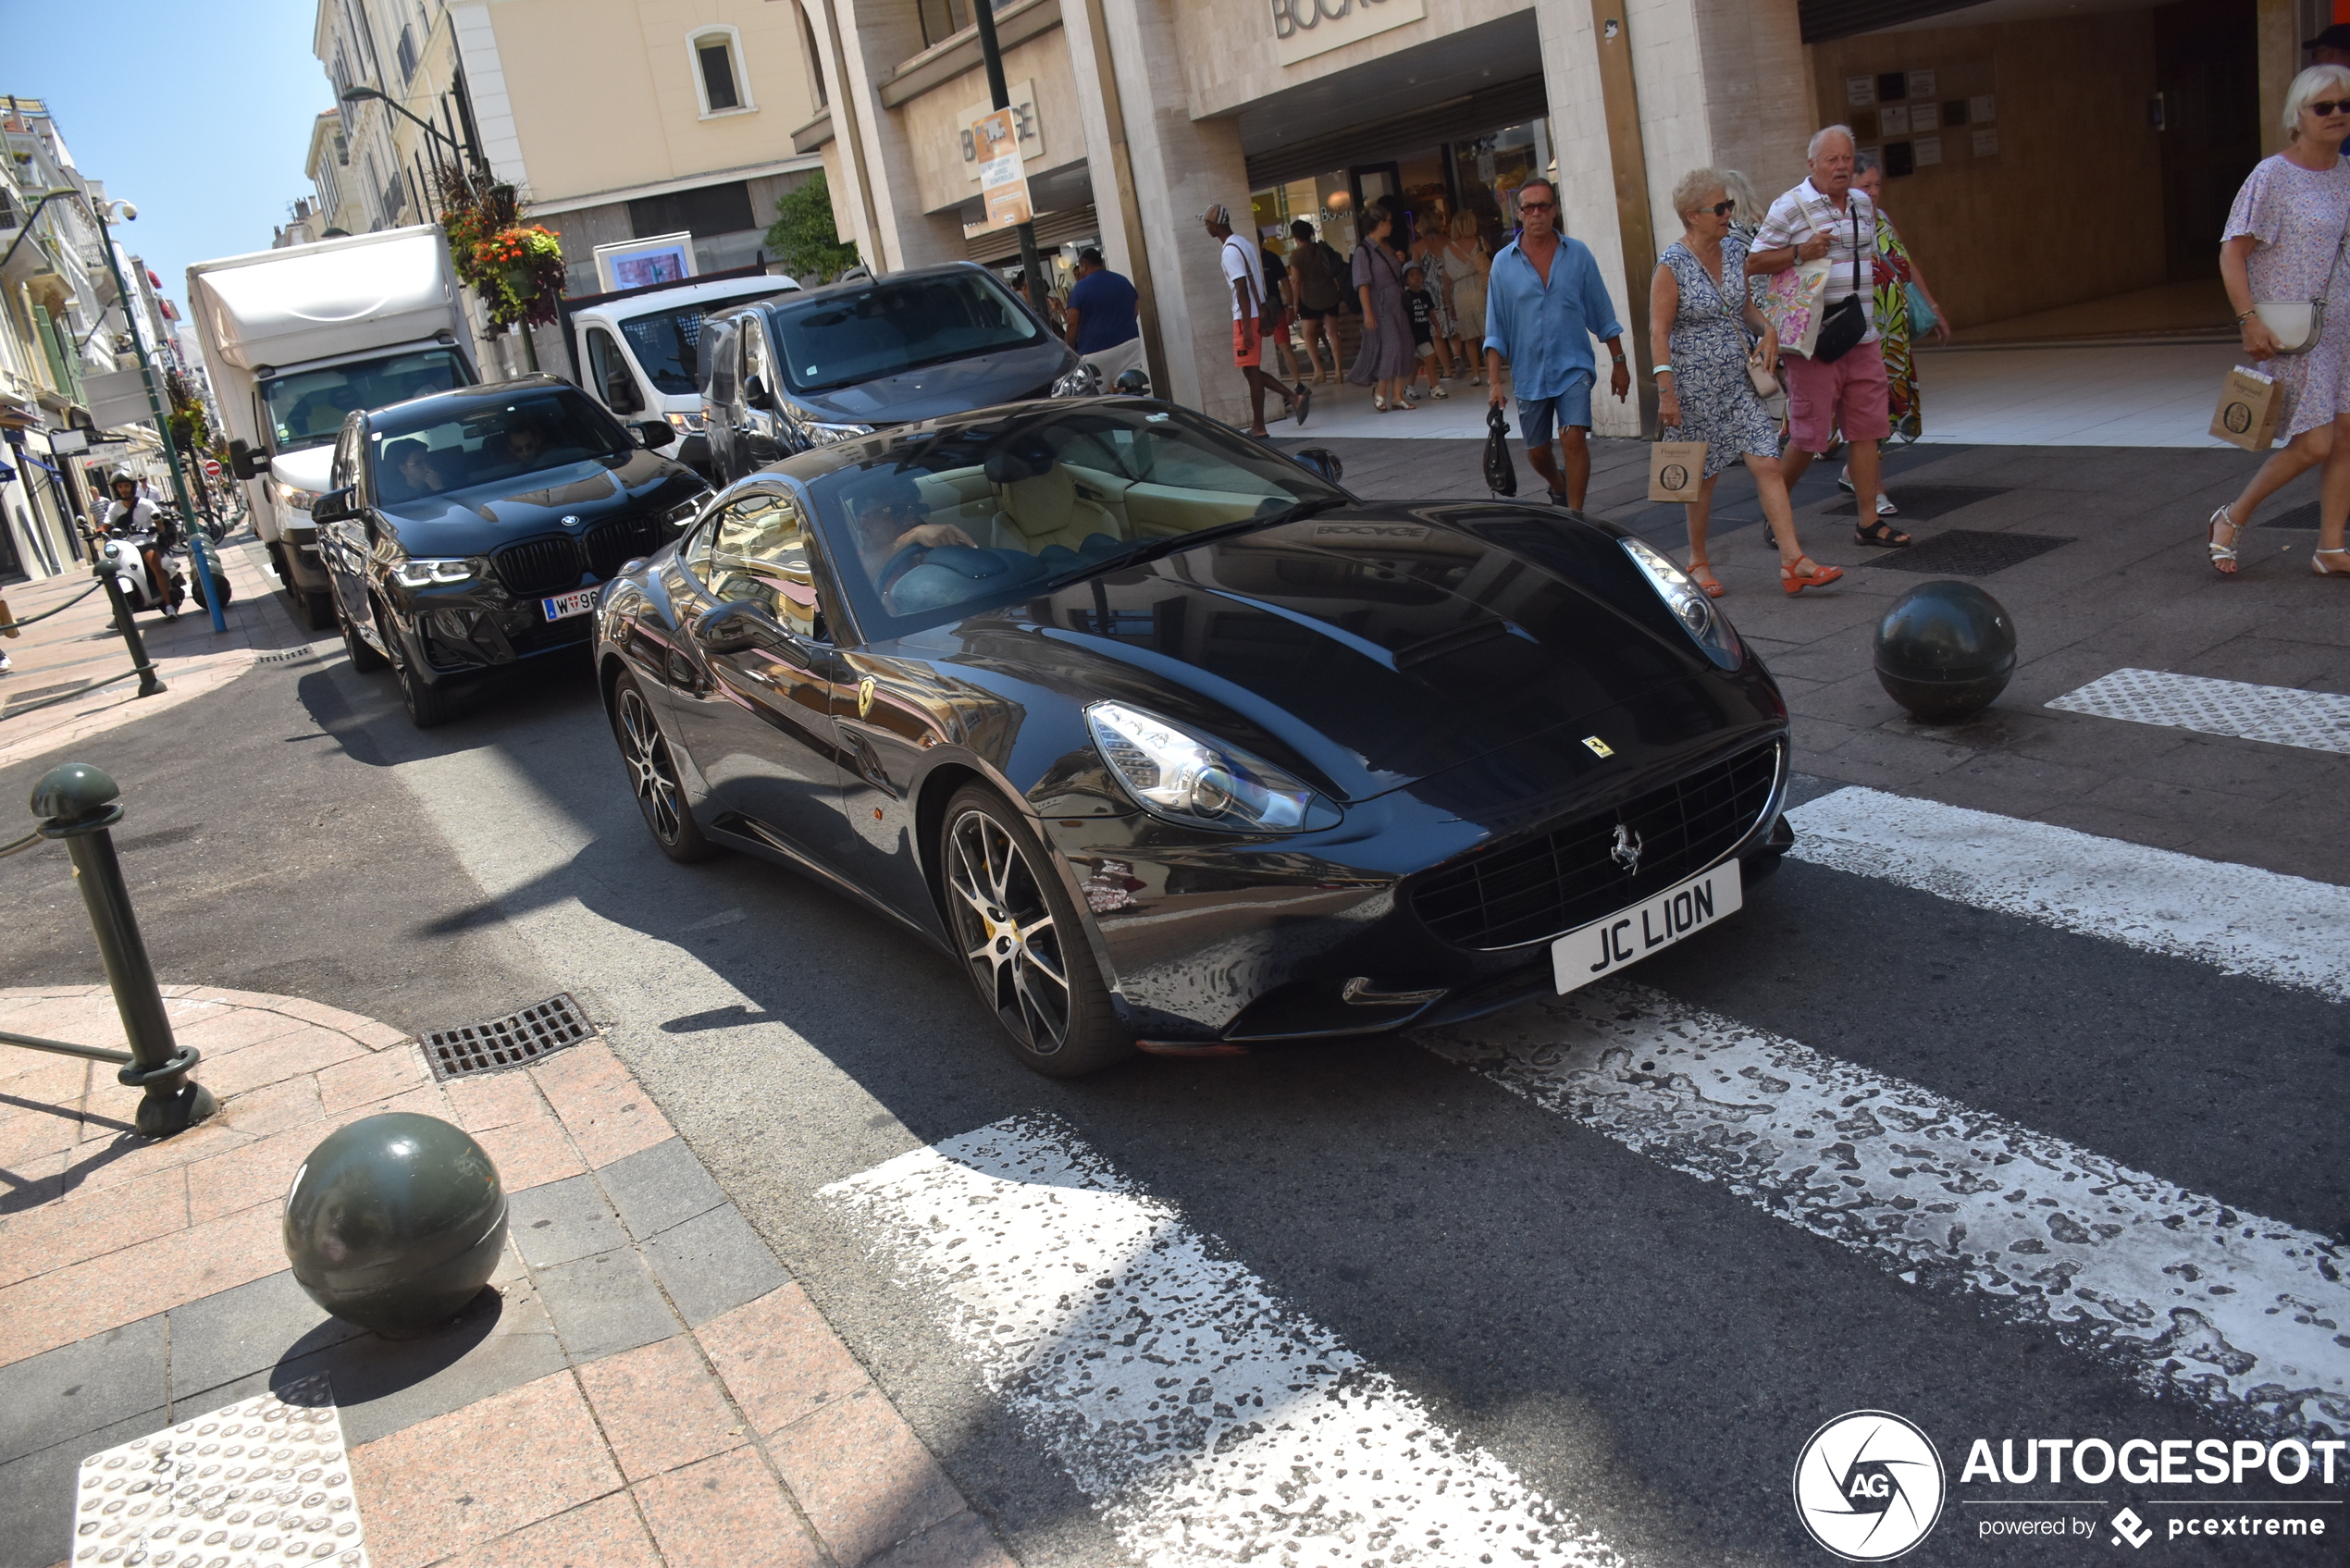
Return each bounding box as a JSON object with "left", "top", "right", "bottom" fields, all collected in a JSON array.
[{"left": 102, "top": 469, "right": 182, "bottom": 619}]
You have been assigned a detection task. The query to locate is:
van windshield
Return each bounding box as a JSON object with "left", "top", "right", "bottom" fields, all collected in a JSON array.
[
  {"left": 261, "top": 349, "right": 467, "bottom": 453},
  {"left": 618, "top": 290, "right": 796, "bottom": 396},
  {"left": 772, "top": 272, "right": 1041, "bottom": 394}
]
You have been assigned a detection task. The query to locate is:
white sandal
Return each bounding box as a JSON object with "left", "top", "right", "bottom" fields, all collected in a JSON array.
[
  {"left": 2208, "top": 505, "right": 2241, "bottom": 576},
  {"left": 2315, "top": 546, "right": 2350, "bottom": 577}
]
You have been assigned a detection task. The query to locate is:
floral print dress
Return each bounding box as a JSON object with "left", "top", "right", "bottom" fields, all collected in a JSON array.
[
  {"left": 1660, "top": 237, "right": 1776, "bottom": 478},
  {"left": 2225, "top": 153, "right": 2350, "bottom": 441}
]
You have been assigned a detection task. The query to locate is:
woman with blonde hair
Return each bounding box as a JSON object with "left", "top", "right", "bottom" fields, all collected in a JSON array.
[
  {"left": 1441, "top": 210, "right": 1491, "bottom": 382},
  {"left": 1651, "top": 167, "right": 1840, "bottom": 597},
  {"left": 2209, "top": 62, "right": 2350, "bottom": 577}
]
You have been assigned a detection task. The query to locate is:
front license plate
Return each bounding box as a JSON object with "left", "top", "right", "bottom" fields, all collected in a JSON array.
[
  {"left": 1552, "top": 862, "right": 1743, "bottom": 994},
  {"left": 541, "top": 588, "right": 597, "bottom": 622}
]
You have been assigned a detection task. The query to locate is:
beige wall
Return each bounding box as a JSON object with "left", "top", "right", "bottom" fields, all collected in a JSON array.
[
  {"left": 898, "top": 33, "right": 1085, "bottom": 216},
  {"left": 1170, "top": 0, "right": 1532, "bottom": 120},
  {"left": 483, "top": 0, "right": 821, "bottom": 204},
  {"left": 1807, "top": 12, "right": 2169, "bottom": 331}
]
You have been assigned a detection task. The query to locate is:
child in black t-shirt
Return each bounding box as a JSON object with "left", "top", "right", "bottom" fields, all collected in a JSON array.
[{"left": 1401, "top": 265, "right": 1447, "bottom": 400}]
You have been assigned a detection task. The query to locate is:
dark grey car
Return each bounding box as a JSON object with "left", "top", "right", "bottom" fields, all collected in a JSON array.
[{"left": 699, "top": 262, "right": 1087, "bottom": 485}]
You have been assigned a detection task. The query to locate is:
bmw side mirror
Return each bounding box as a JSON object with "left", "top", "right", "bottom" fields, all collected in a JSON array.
[
  {"left": 1292, "top": 447, "right": 1344, "bottom": 484},
  {"left": 310, "top": 487, "right": 355, "bottom": 523},
  {"left": 636, "top": 420, "right": 675, "bottom": 450},
  {"left": 229, "top": 438, "right": 266, "bottom": 481},
  {"left": 1114, "top": 368, "right": 1150, "bottom": 396}
]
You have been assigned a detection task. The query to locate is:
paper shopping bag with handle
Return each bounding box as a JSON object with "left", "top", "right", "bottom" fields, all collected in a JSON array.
[
  {"left": 0, "top": 599, "right": 17, "bottom": 638},
  {"left": 1482, "top": 404, "right": 1517, "bottom": 497},
  {"left": 1648, "top": 440, "right": 1707, "bottom": 504},
  {"left": 2208, "top": 366, "right": 2282, "bottom": 452}
]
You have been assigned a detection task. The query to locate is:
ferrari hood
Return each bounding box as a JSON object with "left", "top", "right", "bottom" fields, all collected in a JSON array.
[{"left": 943, "top": 506, "right": 1735, "bottom": 801}]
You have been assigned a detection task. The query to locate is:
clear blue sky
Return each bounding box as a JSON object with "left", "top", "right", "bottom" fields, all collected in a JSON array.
[{"left": 8, "top": 0, "right": 333, "bottom": 305}]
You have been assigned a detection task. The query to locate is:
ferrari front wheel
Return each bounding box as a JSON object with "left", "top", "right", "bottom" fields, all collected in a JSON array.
[{"left": 939, "top": 784, "right": 1131, "bottom": 1078}]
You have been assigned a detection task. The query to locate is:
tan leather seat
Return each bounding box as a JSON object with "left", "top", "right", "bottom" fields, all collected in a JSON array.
[{"left": 993, "top": 464, "right": 1122, "bottom": 554}]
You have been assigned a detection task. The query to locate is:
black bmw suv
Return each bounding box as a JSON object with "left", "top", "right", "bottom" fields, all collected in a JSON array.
[{"left": 312, "top": 377, "right": 709, "bottom": 727}]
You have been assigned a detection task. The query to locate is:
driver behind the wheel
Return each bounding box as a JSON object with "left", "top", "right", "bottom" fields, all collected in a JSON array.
[{"left": 846, "top": 472, "right": 979, "bottom": 592}]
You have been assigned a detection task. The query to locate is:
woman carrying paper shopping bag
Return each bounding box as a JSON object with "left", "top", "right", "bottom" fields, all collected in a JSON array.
[
  {"left": 2209, "top": 63, "right": 2350, "bottom": 578},
  {"left": 1651, "top": 169, "right": 1841, "bottom": 598}
]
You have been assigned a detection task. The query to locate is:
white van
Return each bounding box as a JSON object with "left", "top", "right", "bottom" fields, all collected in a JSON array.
[{"left": 565, "top": 273, "right": 801, "bottom": 475}]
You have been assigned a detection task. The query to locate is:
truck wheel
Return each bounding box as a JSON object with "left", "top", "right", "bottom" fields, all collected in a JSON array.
[
  {"left": 266, "top": 544, "right": 291, "bottom": 586},
  {"left": 302, "top": 589, "right": 335, "bottom": 630},
  {"left": 377, "top": 602, "right": 454, "bottom": 729}
]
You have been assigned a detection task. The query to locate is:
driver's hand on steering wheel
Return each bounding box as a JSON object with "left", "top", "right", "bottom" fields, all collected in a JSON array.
[{"left": 895, "top": 522, "right": 977, "bottom": 551}]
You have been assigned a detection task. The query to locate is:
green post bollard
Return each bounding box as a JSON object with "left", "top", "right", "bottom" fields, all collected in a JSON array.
[
  {"left": 95, "top": 566, "right": 167, "bottom": 698},
  {"left": 31, "top": 763, "right": 214, "bottom": 1136}
]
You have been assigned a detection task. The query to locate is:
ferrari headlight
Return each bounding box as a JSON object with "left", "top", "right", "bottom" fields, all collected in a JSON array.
[
  {"left": 1619, "top": 537, "right": 1741, "bottom": 670},
  {"left": 391, "top": 557, "right": 478, "bottom": 587},
  {"left": 1052, "top": 364, "right": 1103, "bottom": 399},
  {"left": 806, "top": 421, "right": 874, "bottom": 446},
  {"left": 1086, "top": 701, "right": 1336, "bottom": 833}
]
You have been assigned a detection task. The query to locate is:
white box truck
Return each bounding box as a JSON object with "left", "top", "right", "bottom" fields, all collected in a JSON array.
[{"left": 188, "top": 226, "right": 478, "bottom": 628}]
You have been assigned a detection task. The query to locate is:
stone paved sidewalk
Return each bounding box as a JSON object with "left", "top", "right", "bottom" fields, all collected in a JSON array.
[{"left": 0, "top": 984, "right": 1016, "bottom": 1568}]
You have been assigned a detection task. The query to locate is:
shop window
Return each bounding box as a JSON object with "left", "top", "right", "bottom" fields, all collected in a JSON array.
[
  {"left": 629, "top": 179, "right": 756, "bottom": 240},
  {"left": 691, "top": 27, "right": 754, "bottom": 117},
  {"left": 919, "top": 0, "right": 972, "bottom": 50}
]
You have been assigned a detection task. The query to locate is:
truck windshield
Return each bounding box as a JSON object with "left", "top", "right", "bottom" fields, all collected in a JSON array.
[
  {"left": 262, "top": 349, "right": 467, "bottom": 453},
  {"left": 368, "top": 388, "right": 635, "bottom": 505},
  {"left": 772, "top": 272, "right": 1040, "bottom": 394},
  {"left": 619, "top": 290, "right": 795, "bottom": 396}
]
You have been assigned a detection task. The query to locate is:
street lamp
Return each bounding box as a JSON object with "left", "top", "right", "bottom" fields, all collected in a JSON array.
[
  {"left": 79, "top": 193, "right": 229, "bottom": 634},
  {"left": 339, "top": 85, "right": 475, "bottom": 171},
  {"left": 0, "top": 187, "right": 87, "bottom": 273}
]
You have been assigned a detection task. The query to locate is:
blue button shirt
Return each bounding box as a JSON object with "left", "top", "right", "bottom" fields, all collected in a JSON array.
[{"left": 1481, "top": 235, "right": 1625, "bottom": 399}]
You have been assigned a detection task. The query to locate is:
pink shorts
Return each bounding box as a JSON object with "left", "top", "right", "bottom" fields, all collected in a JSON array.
[{"left": 1784, "top": 339, "right": 1890, "bottom": 453}]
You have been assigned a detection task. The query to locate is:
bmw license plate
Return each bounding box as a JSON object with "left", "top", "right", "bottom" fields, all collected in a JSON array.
[
  {"left": 1551, "top": 862, "right": 1742, "bottom": 994},
  {"left": 541, "top": 588, "right": 597, "bottom": 622}
]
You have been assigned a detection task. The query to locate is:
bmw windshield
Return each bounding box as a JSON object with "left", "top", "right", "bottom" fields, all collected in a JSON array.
[
  {"left": 367, "top": 389, "right": 636, "bottom": 509},
  {"left": 806, "top": 402, "right": 1348, "bottom": 640}
]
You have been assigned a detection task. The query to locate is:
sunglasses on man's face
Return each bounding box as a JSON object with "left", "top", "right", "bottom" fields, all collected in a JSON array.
[
  {"left": 2312, "top": 99, "right": 2350, "bottom": 117},
  {"left": 1518, "top": 200, "right": 1556, "bottom": 213}
]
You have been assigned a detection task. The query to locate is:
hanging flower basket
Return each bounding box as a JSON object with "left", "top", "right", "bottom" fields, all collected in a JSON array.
[{"left": 471, "top": 226, "right": 566, "bottom": 331}]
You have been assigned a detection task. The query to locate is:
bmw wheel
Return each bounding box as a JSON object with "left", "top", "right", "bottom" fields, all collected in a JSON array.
[
  {"left": 939, "top": 784, "right": 1131, "bottom": 1077},
  {"left": 612, "top": 672, "right": 713, "bottom": 862},
  {"left": 376, "top": 599, "right": 454, "bottom": 729},
  {"left": 335, "top": 587, "right": 387, "bottom": 672}
]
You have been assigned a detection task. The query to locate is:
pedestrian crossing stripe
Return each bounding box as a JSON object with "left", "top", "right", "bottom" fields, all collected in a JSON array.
[
  {"left": 2047, "top": 668, "right": 2350, "bottom": 756},
  {"left": 822, "top": 1114, "right": 1622, "bottom": 1568},
  {"left": 1419, "top": 982, "right": 2350, "bottom": 1440},
  {"left": 1785, "top": 786, "right": 2350, "bottom": 1000}
]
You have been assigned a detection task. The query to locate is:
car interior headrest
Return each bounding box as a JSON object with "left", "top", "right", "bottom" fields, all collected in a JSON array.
[{"left": 983, "top": 437, "right": 1056, "bottom": 485}]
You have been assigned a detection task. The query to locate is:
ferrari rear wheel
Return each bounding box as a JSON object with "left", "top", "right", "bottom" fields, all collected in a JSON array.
[
  {"left": 940, "top": 784, "right": 1131, "bottom": 1078},
  {"left": 613, "top": 672, "right": 713, "bottom": 862}
]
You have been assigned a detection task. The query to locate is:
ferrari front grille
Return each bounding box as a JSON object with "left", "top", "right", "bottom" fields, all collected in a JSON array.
[{"left": 1408, "top": 739, "right": 1782, "bottom": 950}]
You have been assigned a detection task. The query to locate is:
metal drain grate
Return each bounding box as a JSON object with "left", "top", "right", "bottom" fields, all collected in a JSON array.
[
  {"left": 1823, "top": 484, "right": 2010, "bottom": 523},
  {"left": 255, "top": 638, "right": 344, "bottom": 667},
  {"left": 420, "top": 993, "right": 596, "bottom": 1080},
  {"left": 1861, "top": 529, "right": 2072, "bottom": 576}
]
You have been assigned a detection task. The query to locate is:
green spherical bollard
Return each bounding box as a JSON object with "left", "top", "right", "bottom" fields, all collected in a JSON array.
[
  {"left": 284, "top": 1112, "right": 507, "bottom": 1333},
  {"left": 1873, "top": 579, "right": 2016, "bottom": 724}
]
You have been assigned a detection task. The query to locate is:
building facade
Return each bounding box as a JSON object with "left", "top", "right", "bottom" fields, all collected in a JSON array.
[{"left": 801, "top": 0, "right": 2305, "bottom": 435}]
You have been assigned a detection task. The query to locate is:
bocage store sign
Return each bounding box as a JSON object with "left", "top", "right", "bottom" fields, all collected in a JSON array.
[
  {"left": 1793, "top": 1411, "right": 2344, "bottom": 1562},
  {"left": 1269, "top": 0, "right": 1426, "bottom": 67}
]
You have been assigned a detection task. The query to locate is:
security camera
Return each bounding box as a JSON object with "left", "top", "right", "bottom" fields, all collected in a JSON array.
[{"left": 120, "top": 204, "right": 138, "bottom": 220}]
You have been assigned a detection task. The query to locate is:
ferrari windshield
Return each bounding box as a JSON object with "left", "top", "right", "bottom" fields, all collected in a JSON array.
[
  {"left": 771, "top": 271, "right": 1041, "bottom": 394},
  {"left": 805, "top": 402, "right": 1348, "bottom": 639}
]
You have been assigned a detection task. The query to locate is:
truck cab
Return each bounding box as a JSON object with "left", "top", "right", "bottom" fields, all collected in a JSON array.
[{"left": 565, "top": 273, "right": 800, "bottom": 477}]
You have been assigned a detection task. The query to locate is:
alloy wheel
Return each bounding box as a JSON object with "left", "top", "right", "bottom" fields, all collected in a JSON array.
[
  {"left": 618, "top": 685, "right": 686, "bottom": 845},
  {"left": 944, "top": 808, "right": 1072, "bottom": 1056}
]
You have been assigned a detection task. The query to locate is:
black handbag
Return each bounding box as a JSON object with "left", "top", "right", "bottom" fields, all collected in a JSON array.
[
  {"left": 1484, "top": 404, "right": 1517, "bottom": 496},
  {"left": 1812, "top": 206, "right": 1868, "bottom": 364}
]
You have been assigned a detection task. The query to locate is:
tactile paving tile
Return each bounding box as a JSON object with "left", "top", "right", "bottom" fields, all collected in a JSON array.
[
  {"left": 2047, "top": 667, "right": 2350, "bottom": 755},
  {"left": 69, "top": 1375, "right": 368, "bottom": 1568},
  {"left": 1860, "top": 528, "right": 2072, "bottom": 576}
]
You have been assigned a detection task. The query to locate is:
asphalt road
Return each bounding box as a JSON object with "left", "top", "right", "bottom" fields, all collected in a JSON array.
[{"left": 4, "top": 552, "right": 2345, "bottom": 1567}]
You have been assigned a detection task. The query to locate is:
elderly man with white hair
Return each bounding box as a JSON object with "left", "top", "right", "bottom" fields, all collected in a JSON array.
[{"left": 1746, "top": 125, "right": 1911, "bottom": 549}]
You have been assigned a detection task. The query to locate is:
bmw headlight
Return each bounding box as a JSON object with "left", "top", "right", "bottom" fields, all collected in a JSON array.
[
  {"left": 1618, "top": 537, "right": 1741, "bottom": 670},
  {"left": 390, "top": 557, "right": 478, "bottom": 587},
  {"left": 1052, "top": 364, "right": 1103, "bottom": 399},
  {"left": 1086, "top": 701, "right": 1338, "bottom": 833},
  {"left": 806, "top": 421, "right": 874, "bottom": 446}
]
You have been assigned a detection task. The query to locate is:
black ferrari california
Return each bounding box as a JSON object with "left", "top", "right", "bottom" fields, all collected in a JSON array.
[{"left": 593, "top": 399, "right": 1791, "bottom": 1076}]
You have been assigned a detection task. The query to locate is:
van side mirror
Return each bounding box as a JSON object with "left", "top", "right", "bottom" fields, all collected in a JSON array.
[
  {"left": 604, "top": 372, "right": 645, "bottom": 415},
  {"left": 229, "top": 439, "right": 266, "bottom": 481}
]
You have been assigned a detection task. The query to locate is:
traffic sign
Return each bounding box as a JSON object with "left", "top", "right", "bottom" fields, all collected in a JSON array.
[{"left": 202, "top": 458, "right": 222, "bottom": 478}]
